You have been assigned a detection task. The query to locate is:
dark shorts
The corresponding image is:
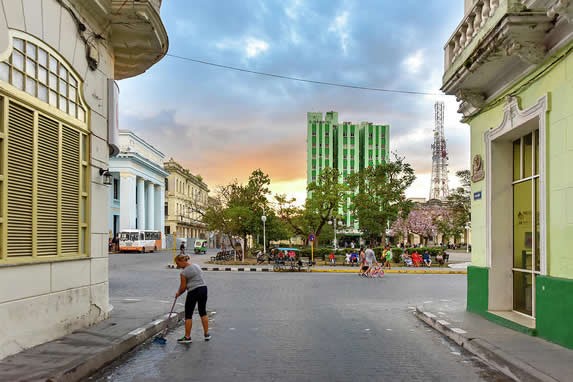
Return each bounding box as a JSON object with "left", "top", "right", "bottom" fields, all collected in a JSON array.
[
  {"left": 361, "top": 265, "right": 369, "bottom": 271},
  {"left": 185, "top": 285, "right": 208, "bottom": 319}
]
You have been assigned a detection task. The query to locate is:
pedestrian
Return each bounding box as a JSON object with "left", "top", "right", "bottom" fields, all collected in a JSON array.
[
  {"left": 180, "top": 241, "right": 186, "bottom": 256},
  {"left": 174, "top": 254, "right": 211, "bottom": 344},
  {"left": 363, "top": 245, "right": 378, "bottom": 276},
  {"left": 328, "top": 252, "right": 336, "bottom": 266},
  {"left": 383, "top": 246, "right": 393, "bottom": 269}
]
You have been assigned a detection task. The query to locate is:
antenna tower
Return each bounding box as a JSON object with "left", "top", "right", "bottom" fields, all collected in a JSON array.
[{"left": 429, "top": 101, "right": 450, "bottom": 200}]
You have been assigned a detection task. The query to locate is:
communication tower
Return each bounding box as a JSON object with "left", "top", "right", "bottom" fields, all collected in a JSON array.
[{"left": 429, "top": 101, "right": 450, "bottom": 200}]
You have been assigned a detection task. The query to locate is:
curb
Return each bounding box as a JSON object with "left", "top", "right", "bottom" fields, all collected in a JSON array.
[
  {"left": 46, "top": 310, "right": 185, "bottom": 382},
  {"left": 165, "top": 264, "right": 467, "bottom": 274},
  {"left": 414, "top": 307, "right": 558, "bottom": 382}
]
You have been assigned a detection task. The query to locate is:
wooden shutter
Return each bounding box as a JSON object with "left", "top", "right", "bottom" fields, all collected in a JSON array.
[
  {"left": 61, "top": 124, "right": 79, "bottom": 255},
  {"left": 6, "top": 102, "right": 34, "bottom": 257},
  {"left": 37, "top": 114, "right": 59, "bottom": 256}
]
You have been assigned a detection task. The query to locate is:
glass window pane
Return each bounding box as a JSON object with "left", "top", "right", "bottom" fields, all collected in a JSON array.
[
  {"left": 523, "top": 133, "right": 533, "bottom": 178},
  {"left": 513, "top": 271, "right": 533, "bottom": 315},
  {"left": 12, "top": 50, "right": 24, "bottom": 70},
  {"left": 535, "top": 178, "right": 540, "bottom": 271},
  {"left": 25, "top": 43, "right": 36, "bottom": 59},
  {"left": 13, "top": 38, "right": 24, "bottom": 51},
  {"left": 59, "top": 95, "right": 66, "bottom": 112},
  {"left": 25, "top": 76, "right": 36, "bottom": 95},
  {"left": 69, "top": 86, "right": 76, "bottom": 101},
  {"left": 25, "top": 58, "right": 36, "bottom": 77},
  {"left": 69, "top": 102, "right": 76, "bottom": 118},
  {"left": 77, "top": 106, "right": 85, "bottom": 121},
  {"left": 534, "top": 129, "right": 539, "bottom": 176},
  {"left": 38, "top": 67, "right": 47, "bottom": 84},
  {"left": 49, "top": 55, "right": 58, "bottom": 73},
  {"left": 12, "top": 69, "right": 24, "bottom": 90},
  {"left": 59, "top": 65, "right": 68, "bottom": 81},
  {"left": 38, "top": 48, "right": 48, "bottom": 67},
  {"left": 69, "top": 76, "right": 77, "bottom": 87},
  {"left": 513, "top": 139, "right": 521, "bottom": 181},
  {"left": 49, "top": 90, "right": 57, "bottom": 106},
  {"left": 0, "top": 62, "right": 9, "bottom": 82},
  {"left": 59, "top": 78, "right": 67, "bottom": 96},
  {"left": 514, "top": 180, "right": 533, "bottom": 270},
  {"left": 49, "top": 73, "right": 58, "bottom": 90},
  {"left": 38, "top": 83, "right": 48, "bottom": 102}
]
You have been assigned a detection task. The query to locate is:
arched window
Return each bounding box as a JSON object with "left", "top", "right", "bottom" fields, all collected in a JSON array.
[{"left": 0, "top": 32, "right": 89, "bottom": 263}]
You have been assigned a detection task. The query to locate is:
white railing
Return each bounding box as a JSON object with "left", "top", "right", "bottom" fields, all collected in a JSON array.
[{"left": 444, "top": 0, "right": 500, "bottom": 71}]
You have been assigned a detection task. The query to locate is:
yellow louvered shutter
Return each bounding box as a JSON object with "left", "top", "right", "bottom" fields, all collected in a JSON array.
[
  {"left": 61, "top": 124, "right": 79, "bottom": 255},
  {"left": 37, "top": 114, "right": 59, "bottom": 256},
  {"left": 7, "top": 102, "right": 34, "bottom": 257}
]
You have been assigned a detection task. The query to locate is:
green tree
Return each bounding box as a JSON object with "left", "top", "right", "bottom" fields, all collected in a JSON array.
[
  {"left": 438, "top": 169, "right": 471, "bottom": 243},
  {"left": 347, "top": 155, "right": 415, "bottom": 245},
  {"left": 275, "top": 167, "right": 347, "bottom": 247}
]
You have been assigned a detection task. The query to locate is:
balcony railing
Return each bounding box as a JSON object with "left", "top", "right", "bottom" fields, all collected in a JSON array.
[{"left": 444, "top": 0, "right": 503, "bottom": 73}]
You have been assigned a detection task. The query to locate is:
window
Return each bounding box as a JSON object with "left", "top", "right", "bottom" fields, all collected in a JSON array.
[
  {"left": 512, "top": 130, "right": 540, "bottom": 316},
  {"left": 1, "top": 100, "right": 88, "bottom": 260},
  {"left": 113, "top": 178, "right": 119, "bottom": 200},
  {"left": 165, "top": 178, "right": 168, "bottom": 191},
  {"left": 0, "top": 37, "right": 85, "bottom": 122}
]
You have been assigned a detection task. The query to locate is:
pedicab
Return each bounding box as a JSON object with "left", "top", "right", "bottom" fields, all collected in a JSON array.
[{"left": 273, "top": 248, "right": 312, "bottom": 272}]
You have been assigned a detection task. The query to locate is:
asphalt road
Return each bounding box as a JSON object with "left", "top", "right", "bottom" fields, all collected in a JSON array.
[{"left": 88, "top": 251, "right": 508, "bottom": 381}]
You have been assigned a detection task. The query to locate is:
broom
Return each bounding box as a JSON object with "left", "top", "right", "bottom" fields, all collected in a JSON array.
[{"left": 153, "top": 296, "right": 178, "bottom": 345}]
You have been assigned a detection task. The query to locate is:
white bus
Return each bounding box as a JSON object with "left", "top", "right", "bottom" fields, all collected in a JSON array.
[{"left": 118, "top": 229, "right": 162, "bottom": 253}]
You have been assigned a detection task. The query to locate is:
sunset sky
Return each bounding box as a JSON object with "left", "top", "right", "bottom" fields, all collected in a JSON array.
[{"left": 118, "top": 0, "right": 468, "bottom": 204}]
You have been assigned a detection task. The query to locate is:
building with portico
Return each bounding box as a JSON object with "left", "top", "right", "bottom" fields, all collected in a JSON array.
[{"left": 108, "top": 131, "right": 167, "bottom": 245}]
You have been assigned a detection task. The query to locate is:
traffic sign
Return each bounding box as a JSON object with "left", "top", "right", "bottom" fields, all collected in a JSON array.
[{"left": 308, "top": 234, "right": 315, "bottom": 242}]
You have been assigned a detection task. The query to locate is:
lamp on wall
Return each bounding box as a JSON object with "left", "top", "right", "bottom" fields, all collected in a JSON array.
[{"left": 99, "top": 168, "right": 112, "bottom": 186}]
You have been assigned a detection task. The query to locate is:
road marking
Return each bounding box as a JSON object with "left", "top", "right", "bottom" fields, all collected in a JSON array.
[
  {"left": 450, "top": 351, "right": 461, "bottom": 356},
  {"left": 407, "top": 306, "right": 416, "bottom": 310},
  {"left": 451, "top": 328, "right": 467, "bottom": 334},
  {"left": 423, "top": 300, "right": 433, "bottom": 304},
  {"left": 438, "top": 311, "right": 446, "bottom": 315},
  {"left": 229, "top": 328, "right": 236, "bottom": 330},
  {"left": 437, "top": 320, "right": 450, "bottom": 326},
  {"left": 424, "top": 312, "right": 437, "bottom": 318},
  {"left": 386, "top": 329, "right": 393, "bottom": 331},
  {"left": 123, "top": 298, "right": 142, "bottom": 302},
  {"left": 151, "top": 319, "right": 163, "bottom": 326},
  {"left": 128, "top": 328, "right": 145, "bottom": 336},
  {"left": 364, "top": 328, "right": 371, "bottom": 332}
]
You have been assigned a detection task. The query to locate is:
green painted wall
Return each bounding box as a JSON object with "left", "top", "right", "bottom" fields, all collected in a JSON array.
[
  {"left": 536, "top": 275, "right": 573, "bottom": 349},
  {"left": 467, "top": 266, "right": 489, "bottom": 313},
  {"left": 467, "top": 41, "right": 573, "bottom": 278}
]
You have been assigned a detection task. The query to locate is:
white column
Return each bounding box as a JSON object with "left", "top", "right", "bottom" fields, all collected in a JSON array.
[
  {"left": 137, "top": 177, "right": 146, "bottom": 229},
  {"left": 155, "top": 185, "right": 165, "bottom": 248},
  {"left": 146, "top": 182, "right": 155, "bottom": 230},
  {"left": 119, "top": 173, "right": 137, "bottom": 230}
]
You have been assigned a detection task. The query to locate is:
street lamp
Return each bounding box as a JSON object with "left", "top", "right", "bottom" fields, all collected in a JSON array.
[
  {"left": 261, "top": 213, "right": 267, "bottom": 255},
  {"left": 328, "top": 218, "right": 342, "bottom": 249},
  {"left": 464, "top": 223, "right": 471, "bottom": 253}
]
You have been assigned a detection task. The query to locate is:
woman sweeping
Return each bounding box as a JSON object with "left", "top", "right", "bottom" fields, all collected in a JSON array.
[{"left": 174, "top": 254, "right": 211, "bottom": 344}]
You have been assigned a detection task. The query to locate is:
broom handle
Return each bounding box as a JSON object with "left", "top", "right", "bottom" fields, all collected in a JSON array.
[{"left": 161, "top": 296, "right": 178, "bottom": 336}]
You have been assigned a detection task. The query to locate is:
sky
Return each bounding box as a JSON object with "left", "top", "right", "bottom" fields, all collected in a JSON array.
[{"left": 118, "top": 0, "right": 469, "bottom": 204}]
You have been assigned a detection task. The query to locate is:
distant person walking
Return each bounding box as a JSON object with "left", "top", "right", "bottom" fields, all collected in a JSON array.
[
  {"left": 364, "top": 246, "right": 379, "bottom": 276},
  {"left": 180, "top": 241, "right": 186, "bottom": 256},
  {"left": 383, "top": 246, "right": 393, "bottom": 269},
  {"left": 174, "top": 254, "right": 211, "bottom": 343}
]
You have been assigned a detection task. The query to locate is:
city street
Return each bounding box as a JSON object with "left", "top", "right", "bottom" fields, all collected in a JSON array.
[{"left": 86, "top": 251, "right": 508, "bottom": 381}]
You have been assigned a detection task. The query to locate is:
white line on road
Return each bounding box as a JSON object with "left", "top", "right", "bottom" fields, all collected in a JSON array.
[{"left": 437, "top": 320, "right": 450, "bottom": 326}]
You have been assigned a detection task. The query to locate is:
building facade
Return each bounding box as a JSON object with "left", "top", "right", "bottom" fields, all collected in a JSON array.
[
  {"left": 443, "top": 0, "right": 573, "bottom": 349},
  {"left": 0, "top": 0, "right": 168, "bottom": 359},
  {"left": 164, "top": 159, "right": 209, "bottom": 240},
  {"left": 108, "top": 131, "right": 167, "bottom": 244},
  {"left": 307, "top": 111, "right": 390, "bottom": 228}
]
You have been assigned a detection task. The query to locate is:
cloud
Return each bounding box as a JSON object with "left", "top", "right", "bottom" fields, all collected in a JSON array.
[
  {"left": 245, "top": 38, "right": 269, "bottom": 58},
  {"left": 328, "top": 10, "right": 350, "bottom": 54},
  {"left": 119, "top": 0, "right": 468, "bottom": 199}
]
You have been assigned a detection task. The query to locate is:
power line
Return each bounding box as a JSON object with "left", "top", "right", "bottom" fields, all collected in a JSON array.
[{"left": 165, "top": 53, "right": 443, "bottom": 96}]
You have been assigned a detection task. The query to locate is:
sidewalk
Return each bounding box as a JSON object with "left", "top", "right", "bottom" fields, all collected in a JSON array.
[
  {"left": 0, "top": 299, "right": 185, "bottom": 382},
  {"left": 415, "top": 299, "right": 573, "bottom": 381}
]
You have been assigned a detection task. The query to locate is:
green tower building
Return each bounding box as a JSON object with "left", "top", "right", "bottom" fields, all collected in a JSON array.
[{"left": 307, "top": 112, "right": 390, "bottom": 232}]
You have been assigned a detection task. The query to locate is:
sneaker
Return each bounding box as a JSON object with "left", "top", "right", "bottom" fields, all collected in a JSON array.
[
  {"left": 177, "top": 336, "right": 192, "bottom": 344},
  {"left": 204, "top": 333, "right": 212, "bottom": 341}
]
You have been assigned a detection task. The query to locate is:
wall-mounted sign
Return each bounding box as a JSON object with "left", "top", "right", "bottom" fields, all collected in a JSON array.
[
  {"left": 308, "top": 234, "right": 315, "bottom": 242},
  {"left": 471, "top": 154, "right": 485, "bottom": 182},
  {"left": 474, "top": 191, "right": 482, "bottom": 200}
]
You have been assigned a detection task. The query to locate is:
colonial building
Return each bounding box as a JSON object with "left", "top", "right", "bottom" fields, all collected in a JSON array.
[
  {"left": 164, "top": 159, "right": 209, "bottom": 239},
  {"left": 443, "top": 0, "right": 573, "bottom": 348},
  {"left": 108, "top": 131, "right": 167, "bottom": 244},
  {"left": 0, "top": 0, "right": 168, "bottom": 359}
]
